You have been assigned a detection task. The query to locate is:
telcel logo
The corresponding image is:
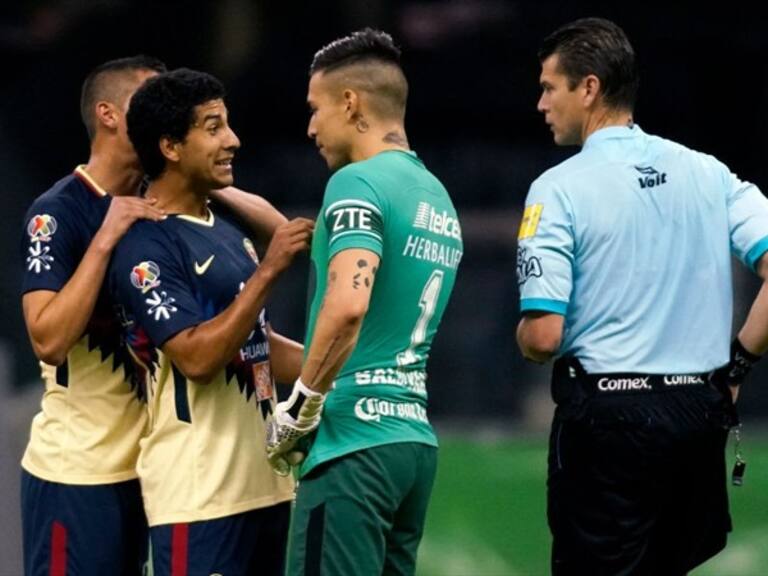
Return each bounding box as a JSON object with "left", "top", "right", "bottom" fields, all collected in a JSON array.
[
  {"left": 597, "top": 377, "right": 652, "bottom": 392},
  {"left": 413, "top": 202, "right": 461, "bottom": 239}
]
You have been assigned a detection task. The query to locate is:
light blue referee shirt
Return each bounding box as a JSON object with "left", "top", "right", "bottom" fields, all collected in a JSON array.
[{"left": 518, "top": 124, "right": 768, "bottom": 373}]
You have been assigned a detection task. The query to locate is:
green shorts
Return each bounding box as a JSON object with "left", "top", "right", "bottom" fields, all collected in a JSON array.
[{"left": 287, "top": 442, "right": 438, "bottom": 576}]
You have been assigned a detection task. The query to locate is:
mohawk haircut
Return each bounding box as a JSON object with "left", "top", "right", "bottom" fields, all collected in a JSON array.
[
  {"left": 127, "top": 68, "right": 226, "bottom": 179},
  {"left": 539, "top": 18, "right": 639, "bottom": 112},
  {"left": 310, "top": 28, "right": 408, "bottom": 121},
  {"left": 310, "top": 28, "right": 402, "bottom": 75},
  {"left": 80, "top": 55, "right": 166, "bottom": 140}
]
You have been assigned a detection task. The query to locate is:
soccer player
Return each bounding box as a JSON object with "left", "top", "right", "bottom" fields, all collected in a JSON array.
[
  {"left": 516, "top": 18, "right": 768, "bottom": 574},
  {"left": 110, "top": 68, "right": 313, "bottom": 575},
  {"left": 20, "top": 56, "right": 290, "bottom": 575},
  {"left": 266, "top": 29, "right": 463, "bottom": 575},
  {"left": 20, "top": 56, "right": 168, "bottom": 576}
]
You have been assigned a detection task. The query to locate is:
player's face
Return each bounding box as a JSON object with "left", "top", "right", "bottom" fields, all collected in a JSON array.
[
  {"left": 307, "top": 72, "right": 354, "bottom": 171},
  {"left": 537, "top": 54, "right": 586, "bottom": 146},
  {"left": 178, "top": 99, "right": 241, "bottom": 188}
]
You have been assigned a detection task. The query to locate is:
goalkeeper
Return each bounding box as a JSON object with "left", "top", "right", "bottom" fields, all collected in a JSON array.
[{"left": 267, "top": 28, "right": 463, "bottom": 576}]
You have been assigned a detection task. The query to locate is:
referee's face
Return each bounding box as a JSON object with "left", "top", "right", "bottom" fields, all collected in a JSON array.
[{"left": 537, "top": 54, "right": 585, "bottom": 146}]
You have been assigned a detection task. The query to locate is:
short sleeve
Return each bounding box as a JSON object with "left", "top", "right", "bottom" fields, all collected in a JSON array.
[
  {"left": 21, "top": 196, "right": 86, "bottom": 294},
  {"left": 110, "top": 226, "right": 204, "bottom": 347},
  {"left": 517, "top": 177, "right": 574, "bottom": 316},
  {"left": 322, "top": 168, "right": 385, "bottom": 259},
  {"left": 726, "top": 171, "right": 768, "bottom": 271}
]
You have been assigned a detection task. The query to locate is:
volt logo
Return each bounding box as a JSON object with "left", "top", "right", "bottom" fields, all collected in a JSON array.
[{"left": 635, "top": 165, "right": 668, "bottom": 189}]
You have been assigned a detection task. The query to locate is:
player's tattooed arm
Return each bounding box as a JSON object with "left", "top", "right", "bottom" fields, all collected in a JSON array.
[
  {"left": 300, "top": 248, "right": 381, "bottom": 393},
  {"left": 351, "top": 258, "right": 377, "bottom": 290}
]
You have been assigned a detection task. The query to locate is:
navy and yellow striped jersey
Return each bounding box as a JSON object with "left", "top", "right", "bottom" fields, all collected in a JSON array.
[
  {"left": 20, "top": 166, "right": 147, "bottom": 485},
  {"left": 109, "top": 208, "right": 294, "bottom": 526}
]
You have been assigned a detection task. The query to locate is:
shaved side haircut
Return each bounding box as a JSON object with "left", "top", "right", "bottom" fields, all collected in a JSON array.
[
  {"left": 311, "top": 28, "right": 408, "bottom": 121},
  {"left": 80, "top": 55, "right": 167, "bottom": 140}
]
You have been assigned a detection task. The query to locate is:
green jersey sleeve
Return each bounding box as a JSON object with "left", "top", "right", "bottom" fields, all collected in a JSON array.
[{"left": 322, "top": 169, "right": 386, "bottom": 259}]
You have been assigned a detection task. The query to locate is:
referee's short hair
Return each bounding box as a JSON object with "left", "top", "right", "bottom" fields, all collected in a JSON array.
[{"left": 539, "top": 18, "right": 639, "bottom": 112}]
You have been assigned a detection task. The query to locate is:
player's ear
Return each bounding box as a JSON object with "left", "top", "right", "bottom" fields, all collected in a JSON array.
[
  {"left": 343, "top": 88, "right": 361, "bottom": 122},
  {"left": 159, "top": 136, "right": 181, "bottom": 163},
  {"left": 95, "top": 101, "right": 119, "bottom": 132}
]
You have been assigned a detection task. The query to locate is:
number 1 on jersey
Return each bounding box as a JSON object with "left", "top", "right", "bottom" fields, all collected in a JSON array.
[{"left": 397, "top": 270, "right": 444, "bottom": 367}]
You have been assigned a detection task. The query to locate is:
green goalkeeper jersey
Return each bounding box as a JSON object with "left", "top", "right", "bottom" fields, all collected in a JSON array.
[{"left": 300, "top": 150, "right": 463, "bottom": 476}]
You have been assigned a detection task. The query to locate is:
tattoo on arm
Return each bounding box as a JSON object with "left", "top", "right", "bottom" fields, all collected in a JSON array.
[
  {"left": 351, "top": 259, "right": 376, "bottom": 290},
  {"left": 382, "top": 131, "right": 409, "bottom": 147},
  {"left": 306, "top": 334, "right": 341, "bottom": 388}
]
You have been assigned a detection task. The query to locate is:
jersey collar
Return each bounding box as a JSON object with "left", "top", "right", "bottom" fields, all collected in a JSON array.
[
  {"left": 583, "top": 124, "right": 643, "bottom": 151},
  {"left": 176, "top": 208, "right": 215, "bottom": 227},
  {"left": 73, "top": 165, "right": 108, "bottom": 197}
]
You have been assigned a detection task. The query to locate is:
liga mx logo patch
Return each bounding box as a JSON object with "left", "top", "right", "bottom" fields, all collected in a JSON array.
[
  {"left": 130, "top": 261, "right": 161, "bottom": 293},
  {"left": 27, "top": 214, "right": 58, "bottom": 241}
]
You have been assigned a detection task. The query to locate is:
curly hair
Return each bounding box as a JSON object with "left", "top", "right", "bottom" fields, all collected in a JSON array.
[{"left": 127, "top": 68, "right": 226, "bottom": 179}]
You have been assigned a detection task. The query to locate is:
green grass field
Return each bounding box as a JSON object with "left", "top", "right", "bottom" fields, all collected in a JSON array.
[{"left": 418, "top": 435, "right": 768, "bottom": 576}]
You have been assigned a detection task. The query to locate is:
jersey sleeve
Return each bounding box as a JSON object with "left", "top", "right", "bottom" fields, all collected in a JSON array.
[
  {"left": 517, "top": 177, "right": 574, "bottom": 316},
  {"left": 725, "top": 170, "right": 768, "bottom": 271},
  {"left": 110, "top": 226, "right": 204, "bottom": 347},
  {"left": 20, "top": 195, "right": 86, "bottom": 294},
  {"left": 321, "top": 168, "right": 385, "bottom": 259}
]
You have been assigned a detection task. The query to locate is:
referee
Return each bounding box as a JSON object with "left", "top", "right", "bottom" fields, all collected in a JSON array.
[{"left": 516, "top": 18, "right": 768, "bottom": 575}]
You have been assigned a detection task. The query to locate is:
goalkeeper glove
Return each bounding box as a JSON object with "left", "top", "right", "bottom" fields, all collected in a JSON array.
[{"left": 266, "top": 378, "right": 325, "bottom": 476}]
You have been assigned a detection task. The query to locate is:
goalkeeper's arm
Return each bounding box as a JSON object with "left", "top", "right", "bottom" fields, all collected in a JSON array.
[{"left": 266, "top": 248, "right": 380, "bottom": 472}]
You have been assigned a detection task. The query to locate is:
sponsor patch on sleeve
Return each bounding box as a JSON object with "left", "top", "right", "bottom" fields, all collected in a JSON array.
[
  {"left": 518, "top": 204, "right": 543, "bottom": 240},
  {"left": 324, "top": 199, "right": 384, "bottom": 247}
]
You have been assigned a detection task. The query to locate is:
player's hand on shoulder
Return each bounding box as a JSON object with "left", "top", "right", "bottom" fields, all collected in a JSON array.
[
  {"left": 260, "top": 217, "right": 314, "bottom": 275},
  {"left": 96, "top": 197, "right": 166, "bottom": 249}
]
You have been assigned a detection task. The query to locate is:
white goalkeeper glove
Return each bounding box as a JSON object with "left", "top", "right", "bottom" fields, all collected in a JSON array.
[{"left": 266, "top": 378, "right": 325, "bottom": 476}]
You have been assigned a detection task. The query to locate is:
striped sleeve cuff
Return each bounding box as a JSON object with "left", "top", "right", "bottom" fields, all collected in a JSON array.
[
  {"left": 520, "top": 298, "right": 568, "bottom": 315},
  {"left": 746, "top": 235, "right": 768, "bottom": 272}
]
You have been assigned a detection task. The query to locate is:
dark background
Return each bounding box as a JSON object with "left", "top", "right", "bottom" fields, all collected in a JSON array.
[{"left": 2, "top": 1, "right": 767, "bottom": 420}]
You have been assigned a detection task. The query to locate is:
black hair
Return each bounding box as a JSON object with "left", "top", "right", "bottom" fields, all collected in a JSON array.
[
  {"left": 539, "top": 18, "right": 639, "bottom": 111},
  {"left": 310, "top": 28, "right": 402, "bottom": 75},
  {"left": 80, "top": 55, "right": 166, "bottom": 140},
  {"left": 127, "top": 68, "right": 226, "bottom": 179},
  {"left": 311, "top": 28, "right": 408, "bottom": 120}
]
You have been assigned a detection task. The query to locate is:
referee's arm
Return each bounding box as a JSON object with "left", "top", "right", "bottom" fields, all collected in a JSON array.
[
  {"left": 517, "top": 311, "right": 564, "bottom": 364},
  {"left": 737, "top": 253, "right": 768, "bottom": 357}
]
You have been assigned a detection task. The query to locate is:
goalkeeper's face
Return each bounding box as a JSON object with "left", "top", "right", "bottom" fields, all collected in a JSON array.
[
  {"left": 537, "top": 54, "right": 587, "bottom": 147},
  {"left": 306, "top": 71, "right": 355, "bottom": 171}
]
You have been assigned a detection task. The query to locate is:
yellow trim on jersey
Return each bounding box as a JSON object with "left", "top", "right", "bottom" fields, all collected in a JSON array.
[
  {"left": 176, "top": 208, "right": 215, "bottom": 227},
  {"left": 73, "top": 165, "right": 108, "bottom": 197},
  {"left": 518, "top": 204, "right": 543, "bottom": 240}
]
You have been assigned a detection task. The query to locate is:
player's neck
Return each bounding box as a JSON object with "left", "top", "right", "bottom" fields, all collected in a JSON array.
[
  {"left": 350, "top": 125, "right": 410, "bottom": 163},
  {"left": 580, "top": 107, "right": 633, "bottom": 145},
  {"left": 84, "top": 145, "right": 144, "bottom": 197},
  {"left": 144, "top": 172, "right": 209, "bottom": 218}
]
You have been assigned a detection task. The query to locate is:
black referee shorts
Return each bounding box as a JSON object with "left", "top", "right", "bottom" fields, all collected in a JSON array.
[{"left": 547, "top": 358, "right": 735, "bottom": 576}]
